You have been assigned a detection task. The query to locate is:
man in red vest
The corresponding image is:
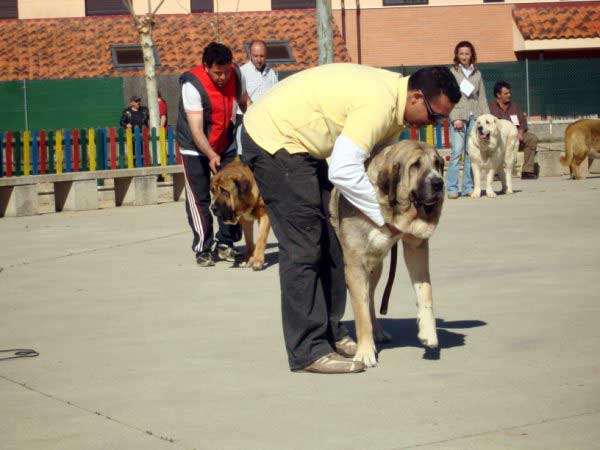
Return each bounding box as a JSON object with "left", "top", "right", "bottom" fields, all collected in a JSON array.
[{"left": 177, "top": 42, "right": 249, "bottom": 266}]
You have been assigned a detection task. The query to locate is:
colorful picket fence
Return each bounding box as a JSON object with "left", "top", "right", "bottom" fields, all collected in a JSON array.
[
  {"left": 400, "top": 119, "right": 451, "bottom": 151},
  {"left": 0, "top": 126, "right": 181, "bottom": 178},
  {"left": 0, "top": 121, "right": 451, "bottom": 178}
]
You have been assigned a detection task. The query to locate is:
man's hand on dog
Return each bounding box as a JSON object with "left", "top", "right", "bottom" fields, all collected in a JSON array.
[{"left": 209, "top": 154, "right": 221, "bottom": 174}]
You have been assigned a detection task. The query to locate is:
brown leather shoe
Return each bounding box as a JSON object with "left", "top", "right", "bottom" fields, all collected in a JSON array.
[
  {"left": 335, "top": 336, "right": 357, "bottom": 358},
  {"left": 301, "top": 352, "right": 365, "bottom": 374}
]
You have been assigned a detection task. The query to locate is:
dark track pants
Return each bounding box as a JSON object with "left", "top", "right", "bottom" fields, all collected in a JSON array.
[
  {"left": 240, "top": 127, "right": 349, "bottom": 370},
  {"left": 181, "top": 147, "right": 241, "bottom": 255}
]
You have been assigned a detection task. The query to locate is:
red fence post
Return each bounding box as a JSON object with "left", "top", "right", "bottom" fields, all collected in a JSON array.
[
  {"left": 109, "top": 128, "right": 117, "bottom": 170},
  {"left": 72, "top": 129, "right": 80, "bottom": 172},
  {"left": 39, "top": 130, "right": 47, "bottom": 174},
  {"left": 443, "top": 118, "right": 450, "bottom": 148},
  {"left": 5, "top": 132, "right": 13, "bottom": 177},
  {"left": 175, "top": 141, "right": 182, "bottom": 164},
  {"left": 410, "top": 126, "right": 418, "bottom": 140},
  {"left": 142, "top": 127, "right": 151, "bottom": 167}
]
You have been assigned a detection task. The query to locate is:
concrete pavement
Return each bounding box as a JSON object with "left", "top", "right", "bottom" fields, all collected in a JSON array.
[{"left": 1, "top": 175, "right": 600, "bottom": 450}]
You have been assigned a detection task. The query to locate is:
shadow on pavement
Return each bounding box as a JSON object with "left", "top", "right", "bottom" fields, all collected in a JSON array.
[{"left": 342, "top": 318, "right": 487, "bottom": 361}]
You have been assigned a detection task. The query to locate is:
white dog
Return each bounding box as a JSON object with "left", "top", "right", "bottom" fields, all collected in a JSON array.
[{"left": 468, "top": 114, "right": 519, "bottom": 198}]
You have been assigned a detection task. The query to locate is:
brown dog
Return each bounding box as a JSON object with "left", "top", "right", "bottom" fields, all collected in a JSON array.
[
  {"left": 210, "top": 157, "right": 270, "bottom": 270},
  {"left": 330, "top": 140, "right": 445, "bottom": 367},
  {"left": 561, "top": 119, "right": 600, "bottom": 180}
]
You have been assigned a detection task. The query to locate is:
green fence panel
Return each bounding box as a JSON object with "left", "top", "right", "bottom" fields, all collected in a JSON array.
[
  {"left": 0, "top": 81, "right": 26, "bottom": 131},
  {"left": 528, "top": 59, "right": 600, "bottom": 117},
  {"left": 27, "top": 78, "right": 124, "bottom": 130}
]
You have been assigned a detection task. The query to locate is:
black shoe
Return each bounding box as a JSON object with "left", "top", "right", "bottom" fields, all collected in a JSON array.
[
  {"left": 521, "top": 172, "right": 538, "bottom": 180},
  {"left": 196, "top": 251, "right": 215, "bottom": 267},
  {"left": 213, "top": 241, "right": 241, "bottom": 262}
]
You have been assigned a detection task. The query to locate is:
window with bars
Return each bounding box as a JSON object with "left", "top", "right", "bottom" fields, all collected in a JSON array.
[
  {"left": 85, "top": 0, "right": 129, "bottom": 16},
  {"left": 271, "top": 0, "right": 316, "bottom": 10},
  {"left": 0, "top": 0, "right": 18, "bottom": 19},
  {"left": 111, "top": 45, "right": 161, "bottom": 69},
  {"left": 383, "top": 0, "right": 427, "bottom": 6},
  {"left": 191, "top": 0, "right": 214, "bottom": 12}
]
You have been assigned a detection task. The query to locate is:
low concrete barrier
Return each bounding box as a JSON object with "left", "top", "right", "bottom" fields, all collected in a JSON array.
[{"left": 0, "top": 166, "right": 184, "bottom": 217}]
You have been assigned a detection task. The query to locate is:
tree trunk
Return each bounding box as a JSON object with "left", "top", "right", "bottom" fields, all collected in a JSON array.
[
  {"left": 316, "top": 0, "right": 334, "bottom": 65},
  {"left": 136, "top": 15, "right": 160, "bottom": 131}
]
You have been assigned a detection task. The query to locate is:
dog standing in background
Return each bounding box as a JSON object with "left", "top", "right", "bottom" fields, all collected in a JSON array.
[
  {"left": 561, "top": 119, "right": 600, "bottom": 180},
  {"left": 468, "top": 114, "right": 519, "bottom": 198}
]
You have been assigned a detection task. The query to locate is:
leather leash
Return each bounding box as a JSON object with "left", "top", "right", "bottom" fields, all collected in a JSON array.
[{"left": 380, "top": 242, "right": 398, "bottom": 315}]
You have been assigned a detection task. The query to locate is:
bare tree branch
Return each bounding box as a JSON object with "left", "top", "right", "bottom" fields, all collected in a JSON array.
[
  {"left": 122, "top": 0, "right": 135, "bottom": 16},
  {"left": 152, "top": 0, "right": 167, "bottom": 15}
]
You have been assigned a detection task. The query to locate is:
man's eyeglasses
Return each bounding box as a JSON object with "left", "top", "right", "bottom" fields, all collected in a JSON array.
[{"left": 422, "top": 96, "right": 446, "bottom": 124}]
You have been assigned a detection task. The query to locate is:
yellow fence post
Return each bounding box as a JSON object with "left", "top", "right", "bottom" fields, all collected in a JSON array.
[
  {"left": 125, "top": 128, "right": 134, "bottom": 169},
  {"left": 23, "top": 130, "right": 31, "bottom": 176},
  {"left": 426, "top": 125, "right": 434, "bottom": 146},
  {"left": 55, "top": 130, "right": 63, "bottom": 174},
  {"left": 159, "top": 127, "right": 167, "bottom": 167},
  {"left": 88, "top": 128, "right": 96, "bottom": 171}
]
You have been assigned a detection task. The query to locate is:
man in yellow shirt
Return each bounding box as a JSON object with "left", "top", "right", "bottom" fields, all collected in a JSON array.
[{"left": 240, "top": 64, "right": 460, "bottom": 374}]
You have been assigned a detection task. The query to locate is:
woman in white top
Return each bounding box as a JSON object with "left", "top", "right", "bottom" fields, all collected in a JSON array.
[{"left": 447, "top": 41, "right": 490, "bottom": 199}]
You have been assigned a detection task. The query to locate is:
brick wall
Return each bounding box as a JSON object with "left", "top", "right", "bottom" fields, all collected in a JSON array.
[{"left": 333, "top": 4, "right": 517, "bottom": 67}]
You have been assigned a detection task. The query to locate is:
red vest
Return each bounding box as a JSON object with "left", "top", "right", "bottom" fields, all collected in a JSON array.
[{"left": 188, "top": 64, "right": 238, "bottom": 154}]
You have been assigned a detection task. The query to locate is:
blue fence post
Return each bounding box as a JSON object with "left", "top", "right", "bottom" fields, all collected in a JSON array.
[
  {"left": 167, "top": 126, "right": 175, "bottom": 165},
  {"left": 31, "top": 130, "right": 39, "bottom": 175},
  {"left": 134, "top": 127, "right": 142, "bottom": 168},
  {"left": 400, "top": 130, "right": 409, "bottom": 141},
  {"left": 435, "top": 123, "right": 443, "bottom": 149},
  {"left": 0, "top": 131, "right": 4, "bottom": 178},
  {"left": 64, "top": 130, "right": 72, "bottom": 172}
]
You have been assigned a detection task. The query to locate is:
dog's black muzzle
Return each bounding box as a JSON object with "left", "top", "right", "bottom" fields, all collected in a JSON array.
[
  {"left": 415, "top": 175, "right": 444, "bottom": 214},
  {"left": 210, "top": 202, "right": 235, "bottom": 223}
]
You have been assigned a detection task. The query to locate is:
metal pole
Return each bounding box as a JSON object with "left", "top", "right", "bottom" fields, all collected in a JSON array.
[
  {"left": 23, "top": 79, "right": 29, "bottom": 131},
  {"left": 525, "top": 58, "right": 530, "bottom": 117}
]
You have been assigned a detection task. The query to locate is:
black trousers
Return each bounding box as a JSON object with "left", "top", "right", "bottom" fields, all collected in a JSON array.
[
  {"left": 181, "top": 147, "right": 241, "bottom": 255},
  {"left": 240, "top": 127, "right": 349, "bottom": 370}
]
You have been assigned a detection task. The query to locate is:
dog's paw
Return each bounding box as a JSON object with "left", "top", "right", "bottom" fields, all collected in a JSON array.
[
  {"left": 470, "top": 191, "right": 481, "bottom": 198},
  {"left": 353, "top": 348, "right": 378, "bottom": 368},
  {"left": 505, "top": 189, "right": 513, "bottom": 195},
  {"left": 418, "top": 329, "right": 439, "bottom": 348},
  {"left": 250, "top": 257, "right": 265, "bottom": 271},
  {"left": 486, "top": 190, "right": 497, "bottom": 198}
]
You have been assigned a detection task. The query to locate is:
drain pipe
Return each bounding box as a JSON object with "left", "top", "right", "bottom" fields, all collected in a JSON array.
[
  {"left": 525, "top": 57, "right": 530, "bottom": 117},
  {"left": 341, "top": 0, "right": 346, "bottom": 42},
  {"left": 356, "top": 0, "right": 362, "bottom": 64}
]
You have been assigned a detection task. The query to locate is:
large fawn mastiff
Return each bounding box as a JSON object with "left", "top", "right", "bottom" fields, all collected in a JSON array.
[{"left": 330, "top": 140, "right": 445, "bottom": 367}]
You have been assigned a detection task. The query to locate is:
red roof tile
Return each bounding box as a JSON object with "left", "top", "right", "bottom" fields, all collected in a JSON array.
[
  {"left": 513, "top": 1, "right": 600, "bottom": 40},
  {"left": 0, "top": 11, "right": 350, "bottom": 82}
]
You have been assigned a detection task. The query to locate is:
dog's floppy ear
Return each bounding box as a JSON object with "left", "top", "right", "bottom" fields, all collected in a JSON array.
[
  {"left": 435, "top": 152, "right": 445, "bottom": 177},
  {"left": 377, "top": 161, "right": 402, "bottom": 207},
  {"left": 234, "top": 175, "right": 251, "bottom": 197}
]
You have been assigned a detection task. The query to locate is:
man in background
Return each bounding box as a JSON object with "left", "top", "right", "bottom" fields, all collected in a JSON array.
[
  {"left": 489, "top": 81, "right": 539, "bottom": 179},
  {"left": 119, "top": 95, "right": 149, "bottom": 129},
  {"left": 236, "top": 40, "right": 278, "bottom": 126},
  {"left": 158, "top": 91, "right": 168, "bottom": 127}
]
